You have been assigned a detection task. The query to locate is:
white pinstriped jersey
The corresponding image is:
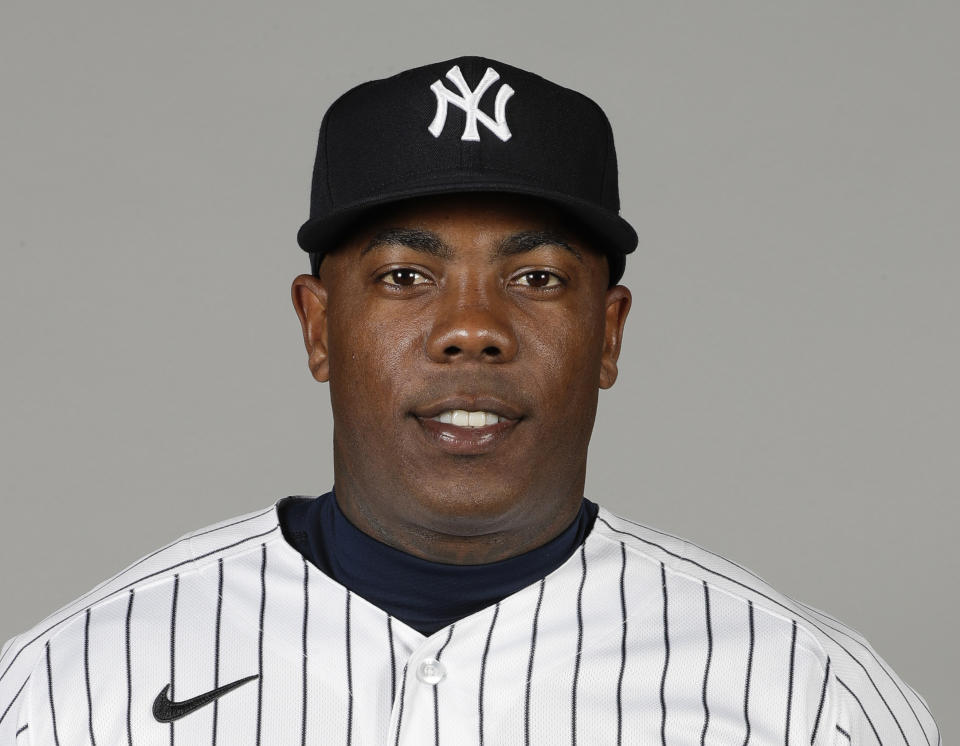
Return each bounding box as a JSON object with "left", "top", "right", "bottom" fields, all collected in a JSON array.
[{"left": 0, "top": 498, "right": 939, "bottom": 745}]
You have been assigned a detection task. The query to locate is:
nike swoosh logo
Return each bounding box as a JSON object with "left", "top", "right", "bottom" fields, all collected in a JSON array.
[{"left": 153, "top": 674, "right": 259, "bottom": 723}]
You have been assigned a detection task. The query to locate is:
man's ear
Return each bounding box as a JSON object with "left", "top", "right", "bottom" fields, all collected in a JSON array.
[
  {"left": 599, "top": 284, "right": 632, "bottom": 389},
  {"left": 291, "top": 274, "right": 331, "bottom": 383}
]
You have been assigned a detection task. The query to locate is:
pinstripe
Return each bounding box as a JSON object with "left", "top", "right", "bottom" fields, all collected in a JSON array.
[
  {"left": 387, "top": 616, "right": 397, "bottom": 705},
  {"left": 392, "top": 665, "right": 408, "bottom": 746},
  {"left": 0, "top": 676, "right": 28, "bottom": 728},
  {"left": 523, "top": 578, "right": 546, "bottom": 746},
  {"left": 436, "top": 624, "right": 455, "bottom": 656},
  {"left": 125, "top": 589, "right": 134, "bottom": 746},
  {"left": 432, "top": 672, "right": 439, "bottom": 745},
  {"left": 571, "top": 545, "right": 587, "bottom": 746},
  {"left": 478, "top": 602, "right": 500, "bottom": 746},
  {"left": 213, "top": 558, "right": 224, "bottom": 746},
  {"left": 0, "top": 524, "right": 280, "bottom": 687},
  {"left": 255, "top": 544, "right": 267, "bottom": 746},
  {"left": 45, "top": 641, "right": 60, "bottom": 746},
  {"left": 743, "top": 599, "right": 755, "bottom": 746},
  {"left": 301, "top": 558, "right": 309, "bottom": 746},
  {"left": 659, "top": 562, "right": 669, "bottom": 746},
  {"left": 786, "top": 619, "right": 797, "bottom": 745},
  {"left": 433, "top": 625, "right": 455, "bottom": 746},
  {"left": 345, "top": 590, "right": 353, "bottom": 746},
  {"left": 900, "top": 681, "right": 938, "bottom": 744},
  {"left": 836, "top": 724, "right": 852, "bottom": 742},
  {"left": 810, "top": 657, "right": 831, "bottom": 744},
  {"left": 84, "top": 608, "right": 97, "bottom": 746},
  {"left": 701, "top": 582, "right": 713, "bottom": 746},
  {"left": 598, "top": 517, "right": 917, "bottom": 745},
  {"left": 837, "top": 677, "right": 883, "bottom": 745},
  {"left": 169, "top": 574, "right": 180, "bottom": 746},
  {"left": 616, "top": 542, "right": 627, "bottom": 746}
]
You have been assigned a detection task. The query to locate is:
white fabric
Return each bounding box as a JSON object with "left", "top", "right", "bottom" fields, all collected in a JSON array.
[{"left": 0, "top": 500, "right": 939, "bottom": 744}]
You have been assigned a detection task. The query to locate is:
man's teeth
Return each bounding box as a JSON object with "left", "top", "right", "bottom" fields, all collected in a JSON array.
[{"left": 432, "top": 410, "right": 502, "bottom": 427}]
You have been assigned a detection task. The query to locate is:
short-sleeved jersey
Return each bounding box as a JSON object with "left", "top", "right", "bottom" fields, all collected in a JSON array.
[{"left": 0, "top": 499, "right": 939, "bottom": 744}]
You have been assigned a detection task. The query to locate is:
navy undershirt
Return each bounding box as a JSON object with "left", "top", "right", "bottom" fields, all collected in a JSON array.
[{"left": 279, "top": 491, "right": 599, "bottom": 637}]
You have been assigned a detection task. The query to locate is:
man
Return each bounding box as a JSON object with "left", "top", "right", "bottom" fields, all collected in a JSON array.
[{"left": 0, "top": 56, "right": 938, "bottom": 744}]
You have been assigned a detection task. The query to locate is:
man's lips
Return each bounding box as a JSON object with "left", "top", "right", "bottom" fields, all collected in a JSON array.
[
  {"left": 415, "top": 416, "right": 519, "bottom": 455},
  {"left": 411, "top": 396, "right": 523, "bottom": 455}
]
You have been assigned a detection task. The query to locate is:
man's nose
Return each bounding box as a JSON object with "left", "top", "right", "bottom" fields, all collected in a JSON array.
[{"left": 425, "top": 284, "right": 518, "bottom": 363}]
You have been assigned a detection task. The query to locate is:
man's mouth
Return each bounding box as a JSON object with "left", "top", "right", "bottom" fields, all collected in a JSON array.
[{"left": 412, "top": 397, "right": 522, "bottom": 454}]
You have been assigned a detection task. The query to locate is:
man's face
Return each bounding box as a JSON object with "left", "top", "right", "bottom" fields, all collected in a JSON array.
[{"left": 292, "top": 193, "right": 631, "bottom": 562}]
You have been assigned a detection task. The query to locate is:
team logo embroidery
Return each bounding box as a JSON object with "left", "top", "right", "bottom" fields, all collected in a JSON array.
[{"left": 428, "top": 65, "right": 514, "bottom": 142}]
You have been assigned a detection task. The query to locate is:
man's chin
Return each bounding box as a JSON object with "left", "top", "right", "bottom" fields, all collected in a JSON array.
[{"left": 402, "top": 481, "right": 533, "bottom": 536}]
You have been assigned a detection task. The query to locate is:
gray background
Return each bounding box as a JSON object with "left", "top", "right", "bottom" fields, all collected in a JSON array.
[{"left": 1, "top": 1, "right": 955, "bottom": 738}]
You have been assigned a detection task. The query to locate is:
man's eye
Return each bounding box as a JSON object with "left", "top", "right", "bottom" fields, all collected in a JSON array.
[
  {"left": 514, "top": 271, "right": 562, "bottom": 288},
  {"left": 381, "top": 269, "right": 429, "bottom": 287}
]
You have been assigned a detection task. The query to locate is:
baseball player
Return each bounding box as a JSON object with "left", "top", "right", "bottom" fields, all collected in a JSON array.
[{"left": 0, "top": 56, "right": 939, "bottom": 745}]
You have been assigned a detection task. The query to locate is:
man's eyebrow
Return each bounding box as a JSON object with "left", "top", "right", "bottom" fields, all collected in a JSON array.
[
  {"left": 361, "top": 228, "right": 453, "bottom": 258},
  {"left": 360, "top": 227, "right": 583, "bottom": 262},
  {"left": 494, "top": 230, "right": 583, "bottom": 262}
]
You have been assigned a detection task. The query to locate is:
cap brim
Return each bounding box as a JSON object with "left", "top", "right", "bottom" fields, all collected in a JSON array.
[{"left": 296, "top": 173, "right": 637, "bottom": 281}]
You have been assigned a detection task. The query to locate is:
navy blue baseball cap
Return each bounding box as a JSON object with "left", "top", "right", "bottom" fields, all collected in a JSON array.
[{"left": 297, "top": 56, "right": 638, "bottom": 284}]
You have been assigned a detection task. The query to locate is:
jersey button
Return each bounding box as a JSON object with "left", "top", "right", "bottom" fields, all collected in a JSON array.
[{"left": 416, "top": 658, "right": 446, "bottom": 685}]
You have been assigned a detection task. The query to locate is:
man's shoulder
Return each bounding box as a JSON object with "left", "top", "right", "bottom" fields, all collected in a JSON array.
[
  {"left": 594, "top": 507, "right": 857, "bottom": 655},
  {"left": 592, "top": 506, "right": 940, "bottom": 745},
  {"left": 0, "top": 501, "right": 283, "bottom": 718}
]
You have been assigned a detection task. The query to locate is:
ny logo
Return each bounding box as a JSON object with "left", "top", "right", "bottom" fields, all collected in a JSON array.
[{"left": 428, "top": 65, "right": 515, "bottom": 142}]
